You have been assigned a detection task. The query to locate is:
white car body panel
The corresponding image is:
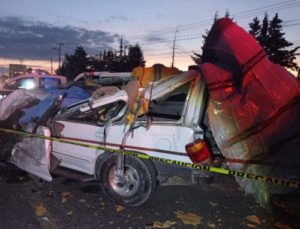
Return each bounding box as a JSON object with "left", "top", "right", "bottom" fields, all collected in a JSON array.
[
  {"left": 51, "top": 71, "right": 207, "bottom": 177},
  {"left": 52, "top": 122, "right": 104, "bottom": 175},
  {"left": 52, "top": 121, "right": 197, "bottom": 176},
  {"left": 116, "top": 124, "right": 196, "bottom": 162}
]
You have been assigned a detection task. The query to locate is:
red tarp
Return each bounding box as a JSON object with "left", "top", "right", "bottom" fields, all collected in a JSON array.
[{"left": 200, "top": 18, "right": 300, "bottom": 207}]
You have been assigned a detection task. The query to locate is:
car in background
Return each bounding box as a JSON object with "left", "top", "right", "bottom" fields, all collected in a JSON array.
[
  {"left": 0, "top": 74, "right": 68, "bottom": 100},
  {"left": 74, "top": 71, "right": 132, "bottom": 88}
]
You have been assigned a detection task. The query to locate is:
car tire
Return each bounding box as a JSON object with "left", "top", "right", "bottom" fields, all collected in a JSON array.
[{"left": 97, "top": 153, "right": 157, "bottom": 207}]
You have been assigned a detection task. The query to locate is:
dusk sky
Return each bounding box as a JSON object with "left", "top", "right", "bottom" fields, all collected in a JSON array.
[{"left": 1, "top": 0, "right": 300, "bottom": 73}]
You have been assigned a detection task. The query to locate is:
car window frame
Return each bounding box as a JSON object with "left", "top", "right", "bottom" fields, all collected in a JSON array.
[
  {"left": 57, "top": 99, "right": 127, "bottom": 126},
  {"left": 39, "top": 77, "right": 62, "bottom": 89},
  {"left": 137, "top": 80, "right": 194, "bottom": 124},
  {"left": 149, "top": 81, "right": 192, "bottom": 121}
]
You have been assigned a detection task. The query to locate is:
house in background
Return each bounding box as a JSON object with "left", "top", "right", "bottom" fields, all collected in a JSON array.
[{"left": 9, "top": 64, "right": 27, "bottom": 78}]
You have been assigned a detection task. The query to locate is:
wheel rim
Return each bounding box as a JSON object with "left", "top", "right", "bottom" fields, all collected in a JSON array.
[{"left": 108, "top": 165, "right": 140, "bottom": 197}]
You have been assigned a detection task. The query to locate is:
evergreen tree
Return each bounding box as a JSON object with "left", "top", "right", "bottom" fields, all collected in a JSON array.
[
  {"left": 249, "top": 13, "right": 299, "bottom": 71},
  {"left": 191, "top": 11, "right": 230, "bottom": 64},
  {"left": 224, "top": 9, "right": 231, "bottom": 19},
  {"left": 89, "top": 54, "right": 104, "bottom": 71},
  {"left": 257, "top": 13, "right": 269, "bottom": 52},
  {"left": 105, "top": 50, "right": 116, "bottom": 71},
  {"left": 56, "top": 46, "right": 89, "bottom": 80},
  {"left": 127, "top": 44, "right": 146, "bottom": 69},
  {"left": 57, "top": 40, "right": 146, "bottom": 76},
  {"left": 249, "top": 16, "right": 261, "bottom": 38},
  {"left": 191, "top": 52, "right": 202, "bottom": 65},
  {"left": 119, "top": 38, "right": 124, "bottom": 57},
  {"left": 268, "top": 13, "right": 299, "bottom": 70}
]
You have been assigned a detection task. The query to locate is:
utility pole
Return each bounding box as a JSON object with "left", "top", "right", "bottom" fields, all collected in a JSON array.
[
  {"left": 53, "top": 43, "right": 64, "bottom": 68},
  {"left": 171, "top": 28, "right": 178, "bottom": 68},
  {"left": 50, "top": 56, "right": 53, "bottom": 74}
]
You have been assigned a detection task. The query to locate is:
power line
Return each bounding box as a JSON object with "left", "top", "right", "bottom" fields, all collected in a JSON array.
[
  {"left": 139, "top": 6, "right": 300, "bottom": 60},
  {"left": 125, "top": 0, "right": 300, "bottom": 44},
  {"left": 84, "top": 1, "right": 300, "bottom": 63}
]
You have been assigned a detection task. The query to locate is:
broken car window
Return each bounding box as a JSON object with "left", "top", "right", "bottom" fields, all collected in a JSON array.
[
  {"left": 149, "top": 82, "right": 191, "bottom": 121},
  {"left": 66, "top": 100, "right": 126, "bottom": 125},
  {"left": 6, "top": 78, "right": 36, "bottom": 90}
]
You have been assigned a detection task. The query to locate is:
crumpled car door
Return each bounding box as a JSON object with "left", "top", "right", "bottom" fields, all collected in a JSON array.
[
  {"left": 10, "top": 126, "right": 53, "bottom": 181},
  {"left": 5, "top": 92, "right": 63, "bottom": 181}
]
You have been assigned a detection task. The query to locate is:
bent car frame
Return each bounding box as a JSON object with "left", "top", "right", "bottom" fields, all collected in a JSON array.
[{"left": 10, "top": 70, "right": 215, "bottom": 206}]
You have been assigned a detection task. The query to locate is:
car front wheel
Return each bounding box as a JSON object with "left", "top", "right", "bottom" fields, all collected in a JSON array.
[{"left": 97, "top": 153, "right": 157, "bottom": 207}]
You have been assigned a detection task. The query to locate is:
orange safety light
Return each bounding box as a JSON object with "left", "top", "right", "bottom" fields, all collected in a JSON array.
[{"left": 185, "top": 139, "right": 212, "bottom": 164}]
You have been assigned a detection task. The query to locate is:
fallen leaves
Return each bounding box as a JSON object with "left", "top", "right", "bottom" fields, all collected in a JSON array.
[
  {"left": 146, "top": 211, "right": 202, "bottom": 227},
  {"left": 246, "top": 215, "right": 261, "bottom": 225},
  {"left": 79, "top": 199, "right": 87, "bottom": 203},
  {"left": 274, "top": 222, "right": 292, "bottom": 229},
  {"left": 115, "top": 205, "right": 125, "bottom": 213},
  {"left": 47, "top": 190, "right": 54, "bottom": 198},
  {"left": 174, "top": 210, "right": 202, "bottom": 226},
  {"left": 207, "top": 223, "right": 216, "bottom": 228},
  {"left": 209, "top": 201, "right": 219, "bottom": 207},
  {"left": 35, "top": 202, "right": 47, "bottom": 217},
  {"left": 245, "top": 215, "right": 262, "bottom": 228},
  {"left": 152, "top": 220, "right": 177, "bottom": 228},
  {"left": 61, "top": 192, "right": 71, "bottom": 204},
  {"left": 67, "top": 211, "right": 73, "bottom": 216}
]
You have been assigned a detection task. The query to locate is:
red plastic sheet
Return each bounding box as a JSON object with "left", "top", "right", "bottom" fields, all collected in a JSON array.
[{"left": 200, "top": 18, "right": 300, "bottom": 207}]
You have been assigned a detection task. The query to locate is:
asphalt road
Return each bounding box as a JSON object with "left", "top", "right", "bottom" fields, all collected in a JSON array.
[{"left": 0, "top": 162, "right": 299, "bottom": 229}]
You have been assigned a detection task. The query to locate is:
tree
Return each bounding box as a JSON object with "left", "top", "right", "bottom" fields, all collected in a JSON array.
[
  {"left": 249, "top": 16, "right": 261, "bottom": 38},
  {"left": 127, "top": 44, "right": 146, "bottom": 70},
  {"left": 249, "top": 13, "right": 299, "bottom": 71},
  {"left": 57, "top": 40, "right": 146, "bottom": 76},
  {"left": 191, "top": 52, "right": 203, "bottom": 65},
  {"left": 119, "top": 38, "right": 124, "bottom": 57},
  {"left": 257, "top": 13, "right": 269, "bottom": 52},
  {"left": 104, "top": 50, "right": 116, "bottom": 71},
  {"left": 88, "top": 54, "right": 105, "bottom": 72},
  {"left": 268, "top": 13, "right": 299, "bottom": 70},
  {"left": 88, "top": 40, "right": 145, "bottom": 72},
  {"left": 191, "top": 11, "right": 231, "bottom": 64},
  {"left": 56, "top": 46, "right": 89, "bottom": 80}
]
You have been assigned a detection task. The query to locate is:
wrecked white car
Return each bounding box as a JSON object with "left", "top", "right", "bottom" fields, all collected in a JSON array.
[
  {"left": 1, "top": 18, "right": 299, "bottom": 208},
  {"left": 7, "top": 70, "right": 214, "bottom": 206}
]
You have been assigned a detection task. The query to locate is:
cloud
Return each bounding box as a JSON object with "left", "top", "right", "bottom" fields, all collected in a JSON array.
[
  {"left": 144, "top": 34, "right": 165, "bottom": 42},
  {"left": 0, "top": 16, "right": 120, "bottom": 60},
  {"left": 105, "top": 16, "right": 135, "bottom": 23}
]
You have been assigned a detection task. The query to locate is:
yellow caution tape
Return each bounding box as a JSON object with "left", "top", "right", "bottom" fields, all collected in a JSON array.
[{"left": 0, "top": 127, "right": 299, "bottom": 189}]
